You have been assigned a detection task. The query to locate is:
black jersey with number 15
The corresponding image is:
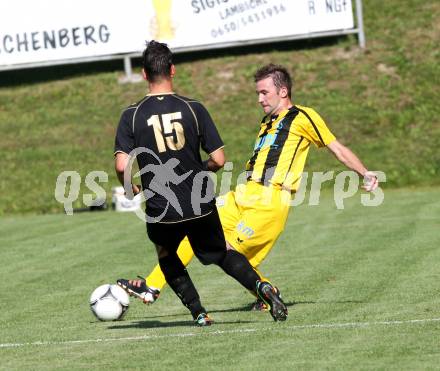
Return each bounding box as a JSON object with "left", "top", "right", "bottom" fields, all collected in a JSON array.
[{"left": 114, "top": 93, "right": 224, "bottom": 223}]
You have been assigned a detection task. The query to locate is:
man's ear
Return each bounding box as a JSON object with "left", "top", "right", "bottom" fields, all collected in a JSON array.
[
  {"left": 279, "top": 86, "right": 288, "bottom": 98},
  {"left": 142, "top": 68, "right": 148, "bottom": 81},
  {"left": 170, "top": 64, "right": 176, "bottom": 78}
]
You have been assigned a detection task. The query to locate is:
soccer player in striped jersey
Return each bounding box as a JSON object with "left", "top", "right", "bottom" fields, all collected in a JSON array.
[{"left": 125, "top": 63, "right": 379, "bottom": 310}]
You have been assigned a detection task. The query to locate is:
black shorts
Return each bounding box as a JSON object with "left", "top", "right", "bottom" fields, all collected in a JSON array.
[{"left": 146, "top": 208, "right": 226, "bottom": 265}]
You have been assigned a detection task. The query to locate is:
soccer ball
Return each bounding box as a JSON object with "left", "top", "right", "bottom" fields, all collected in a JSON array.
[{"left": 89, "top": 284, "right": 129, "bottom": 321}]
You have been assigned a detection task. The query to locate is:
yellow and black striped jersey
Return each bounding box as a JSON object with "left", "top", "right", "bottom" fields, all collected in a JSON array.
[{"left": 246, "top": 105, "right": 336, "bottom": 192}]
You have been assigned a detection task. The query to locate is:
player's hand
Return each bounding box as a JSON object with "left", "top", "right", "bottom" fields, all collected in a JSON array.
[
  {"left": 132, "top": 184, "right": 142, "bottom": 196},
  {"left": 124, "top": 184, "right": 141, "bottom": 200},
  {"left": 362, "top": 171, "right": 378, "bottom": 192}
]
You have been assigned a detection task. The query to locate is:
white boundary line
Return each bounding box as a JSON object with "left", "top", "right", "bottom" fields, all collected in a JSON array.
[{"left": 1, "top": 318, "right": 440, "bottom": 349}]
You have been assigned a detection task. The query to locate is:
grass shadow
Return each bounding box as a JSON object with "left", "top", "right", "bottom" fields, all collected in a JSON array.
[
  {"left": 0, "top": 35, "right": 349, "bottom": 88},
  {"left": 0, "top": 59, "right": 124, "bottom": 87},
  {"left": 174, "top": 34, "right": 348, "bottom": 65},
  {"left": 208, "top": 299, "right": 366, "bottom": 314},
  {"left": 118, "top": 299, "right": 366, "bottom": 323},
  {"left": 292, "top": 300, "right": 366, "bottom": 305},
  {"left": 108, "top": 318, "right": 255, "bottom": 329}
]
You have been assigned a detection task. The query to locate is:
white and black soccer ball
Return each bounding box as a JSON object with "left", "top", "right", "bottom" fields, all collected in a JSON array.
[{"left": 89, "top": 284, "right": 129, "bottom": 321}]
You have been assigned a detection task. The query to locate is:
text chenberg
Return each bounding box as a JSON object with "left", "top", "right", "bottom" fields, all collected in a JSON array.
[{"left": 0, "top": 25, "right": 110, "bottom": 54}]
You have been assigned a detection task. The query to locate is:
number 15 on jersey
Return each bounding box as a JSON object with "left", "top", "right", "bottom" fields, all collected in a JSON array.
[{"left": 147, "top": 112, "right": 185, "bottom": 153}]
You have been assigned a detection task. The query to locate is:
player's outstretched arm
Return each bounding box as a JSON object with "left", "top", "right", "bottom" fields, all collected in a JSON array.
[{"left": 327, "top": 140, "right": 378, "bottom": 191}]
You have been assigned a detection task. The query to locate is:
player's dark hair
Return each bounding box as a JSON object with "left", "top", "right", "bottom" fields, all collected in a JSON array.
[
  {"left": 254, "top": 64, "right": 293, "bottom": 98},
  {"left": 142, "top": 40, "right": 173, "bottom": 82}
]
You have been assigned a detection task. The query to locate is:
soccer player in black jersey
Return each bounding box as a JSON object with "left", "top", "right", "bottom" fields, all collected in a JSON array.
[{"left": 114, "top": 41, "right": 287, "bottom": 325}]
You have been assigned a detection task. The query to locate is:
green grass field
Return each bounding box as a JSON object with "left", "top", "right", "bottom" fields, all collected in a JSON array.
[
  {"left": 0, "top": 1, "right": 439, "bottom": 368},
  {"left": 1, "top": 187, "right": 439, "bottom": 370}
]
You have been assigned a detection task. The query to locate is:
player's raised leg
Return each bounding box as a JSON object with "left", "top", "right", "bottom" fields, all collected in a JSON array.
[{"left": 186, "top": 208, "right": 288, "bottom": 322}]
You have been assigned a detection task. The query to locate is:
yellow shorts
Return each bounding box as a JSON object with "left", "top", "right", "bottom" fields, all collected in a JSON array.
[
  {"left": 218, "top": 181, "right": 291, "bottom": 268},
  {"left": 145, "top": 181, "right": 292, "bottom": 289}
]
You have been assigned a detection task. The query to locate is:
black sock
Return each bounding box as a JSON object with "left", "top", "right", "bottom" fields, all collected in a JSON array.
[
  {"left": 159, "top": 255, "right": 205, "bottom": 319},
  {"left": 220, "top": 250, "right": 260, "bottom": 292}
]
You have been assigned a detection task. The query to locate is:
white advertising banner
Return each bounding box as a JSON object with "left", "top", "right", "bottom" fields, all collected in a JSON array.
[
  {"left": 0, "top": 0, "right": 354, "bottom": 68},
  {"left": 0, "top": 0, "right": 149, "bottom": 67}
]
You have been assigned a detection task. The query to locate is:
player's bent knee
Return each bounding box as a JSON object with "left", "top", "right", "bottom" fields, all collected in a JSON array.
[
  {"left": 155, "top": 244, "right": 169, "bottom": 259},
  {"left": 194, "top": 250, "right": 226, "bottom": 266},
  {"left": 158, "top": 255, "right": 186, "bottom": 281}
]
